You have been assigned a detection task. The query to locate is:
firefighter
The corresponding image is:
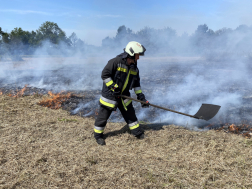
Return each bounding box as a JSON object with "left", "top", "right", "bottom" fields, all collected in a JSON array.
[{"left": 94, "top": 41, "right": 150, "bottom": 145}]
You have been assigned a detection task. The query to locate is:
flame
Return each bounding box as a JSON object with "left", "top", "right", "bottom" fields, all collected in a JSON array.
[
  {"left": 6, "top": 85, "right": 28, "bottom": 97},
  {"left": 229, "top": 124, "right": 236, "bottom": 132},
  {"left": 208, "top": 123, "right": 251, "bottom": 138},
  {"left": 228, "top": 124, "right": 241, "bottom": 132},
  {"left": 0, "top": 91, "right": 2, "bottom": 95},
  {"left": 13, "top": 85, "right": 27, "bottom": 98},
  {"left": 38, "top": 91, "right": 72, "bottom": 109}
]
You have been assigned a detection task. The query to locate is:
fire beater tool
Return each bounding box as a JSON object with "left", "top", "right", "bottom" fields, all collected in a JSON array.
[{"left": 119, "top": 95, "right": 221, "bottom": 121}]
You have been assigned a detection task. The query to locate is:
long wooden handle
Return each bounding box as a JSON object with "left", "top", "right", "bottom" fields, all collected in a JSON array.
[{"left": 119, "top": 95, "right": 199, "bottom": 119}]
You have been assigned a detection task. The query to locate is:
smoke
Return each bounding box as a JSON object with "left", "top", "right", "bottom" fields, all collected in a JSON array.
[
  {"left": 0, "top": 40, "right": 107, "bottom": 91},
  {"left": 135, "top": 52, "right": 251, "bottom": 127},
  {"left": 71, "top": 101, "right": 96, "bottom": 117},
  {"left": 1, "top": 24, "right": 252, "bottom": 130}
]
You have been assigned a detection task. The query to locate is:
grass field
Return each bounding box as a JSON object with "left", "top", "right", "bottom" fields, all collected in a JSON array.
[{"left": 1, "top": 94, "right": 252, "bottom": 188}]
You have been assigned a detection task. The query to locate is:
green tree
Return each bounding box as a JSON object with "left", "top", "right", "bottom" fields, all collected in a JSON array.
[
  {"left": 10, "top": 27, "right": 31, "bottom": 45},
  {"left": 28, "top": 31, "right": 38, "bottom": 47},
  {"left": 0, "top": 29, "right": 10, "bottom": 44},
  {"left": 9, "top": 27, "right": 38, "bottom": 55},
  {"left": 36, "top": 21, "right": 68, "bottom": 45}
]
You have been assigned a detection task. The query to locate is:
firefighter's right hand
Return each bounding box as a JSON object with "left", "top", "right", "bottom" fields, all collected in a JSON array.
[
  {"left": 112, "top": 87, "right": 121, "bottom": 97},
  {"left": 137, "top": 93, "right": 149, "bottom": 108},
  {"left": 141, "top": 100, "right": 150, "bottom": 108}
]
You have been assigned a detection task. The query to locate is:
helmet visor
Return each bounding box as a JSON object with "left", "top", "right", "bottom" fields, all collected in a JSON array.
[{"left": 139, "top": 45, "right": 146, "bottom": 56}]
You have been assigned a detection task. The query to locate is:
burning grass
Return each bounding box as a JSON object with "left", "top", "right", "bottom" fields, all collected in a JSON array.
[
  {"left": 1, "top": 94, "right": 252, "bottom": 188},
  {"left": 208, "top": 123, "right": 252, "bottom": 139},
  {"left": 4, "top": 85, "right": 28, "bottom": 98},
  {"left": 37, "top": 91, "right": 72, "bottom": 109}
]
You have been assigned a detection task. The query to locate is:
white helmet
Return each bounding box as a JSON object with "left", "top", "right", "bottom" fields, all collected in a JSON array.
[{"left": 124, "top": 41, "right": 146, "bottom": 57}]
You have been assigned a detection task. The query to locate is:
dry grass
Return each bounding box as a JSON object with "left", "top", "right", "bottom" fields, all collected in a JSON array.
[{"left": 0, "top": 95, "right": 252, "bottom": 189}]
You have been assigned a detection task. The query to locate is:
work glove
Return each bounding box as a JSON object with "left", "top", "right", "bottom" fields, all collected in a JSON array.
[
  {"left": 137, "top": 93, "right": 150, "bottom": 108},
  {"left": 141, "top": 101, "right": 150, "bottom": 108},
  {"left": 112, "top": 87, "right": 121, "bottom": 97}
]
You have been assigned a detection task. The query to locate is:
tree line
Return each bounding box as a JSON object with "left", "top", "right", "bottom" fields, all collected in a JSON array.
[
  {"left": 0, "top": 21, "right": 85, "bottom": 59},
  {"left": 1, "top": 21, "right": 252, "bottom": 60},
  {"left": 102, "top": 24, "right": 252, "bottom": 57}
]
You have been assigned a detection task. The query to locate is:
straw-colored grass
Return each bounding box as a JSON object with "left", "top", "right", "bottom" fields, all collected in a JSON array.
[{"left": 0, "top": 95, "right": 252, "bottom": 188}]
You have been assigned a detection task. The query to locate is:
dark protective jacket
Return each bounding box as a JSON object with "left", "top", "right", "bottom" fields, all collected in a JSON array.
[{"left": 99, "top": 52, "right": 143, "bottom": 111}]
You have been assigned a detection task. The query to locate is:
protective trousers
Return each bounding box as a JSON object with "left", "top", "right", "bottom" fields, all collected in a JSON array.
[{"left": 94, "top": 101, "right": 143, "bottom": 139}]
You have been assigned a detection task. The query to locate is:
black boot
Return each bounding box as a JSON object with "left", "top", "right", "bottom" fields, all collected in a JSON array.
[
  {"left": 94, "top": 133, "right": 106, "bottom": 145},
  {"left": 96, "top": 138, "right": 106, "bottom": 145},
  {"left": 136, "top": 133, "right": 145, "bottom": 139}
]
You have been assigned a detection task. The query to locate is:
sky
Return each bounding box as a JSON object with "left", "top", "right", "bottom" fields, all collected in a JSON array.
[{"left": 1, "top": 0, "right": 252, "bottom": 46}]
